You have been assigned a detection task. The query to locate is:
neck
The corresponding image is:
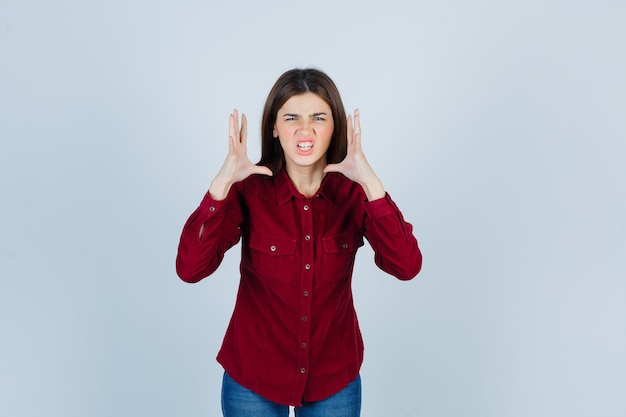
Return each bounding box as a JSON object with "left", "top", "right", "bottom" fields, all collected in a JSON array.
[{"left": 285, "top": 163, "right": 326, "bottom": 198}]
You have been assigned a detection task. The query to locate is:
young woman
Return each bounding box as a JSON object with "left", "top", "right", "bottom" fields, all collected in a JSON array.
[{"left": 176, "top": 68, "right": 422, "bottom": 417}]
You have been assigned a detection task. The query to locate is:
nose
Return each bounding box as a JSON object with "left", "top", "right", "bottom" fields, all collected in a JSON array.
[{"left": 297, "top": 119, "right": 313, "bottom": 136}]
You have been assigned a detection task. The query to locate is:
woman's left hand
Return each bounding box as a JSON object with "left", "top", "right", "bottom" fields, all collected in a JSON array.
[{"left": 324, "top": 109, "right": 386, "bottom": 201}]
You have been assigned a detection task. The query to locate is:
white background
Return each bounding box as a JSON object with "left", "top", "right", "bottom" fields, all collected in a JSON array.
[{"left": 1, "top": 1, "right": 624, "bottom": 416}]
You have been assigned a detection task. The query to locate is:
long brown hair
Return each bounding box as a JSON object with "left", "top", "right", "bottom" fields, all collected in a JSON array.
[{"left": 259, "top": 68, "right": 347, "bottom": 175}]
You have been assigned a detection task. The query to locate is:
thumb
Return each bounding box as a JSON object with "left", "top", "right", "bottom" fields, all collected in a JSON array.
[
  {"left": 323, "top": 163, "right": 341, "bottom": 174},
  {"left": 253, "top": 165, "right": 274, "bottom": 177}
]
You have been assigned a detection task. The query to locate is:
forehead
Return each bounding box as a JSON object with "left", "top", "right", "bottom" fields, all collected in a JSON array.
[{"left": 278, "top": 92, "right": 331, "bottom": 113}]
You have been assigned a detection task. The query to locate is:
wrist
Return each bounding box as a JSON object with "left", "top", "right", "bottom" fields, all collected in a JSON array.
[
  {"left": 360, "top": 177, "right": 385, "bottom": 201},
  {"left": 209, "top": 178, "right": 233, "bottom": 201}
]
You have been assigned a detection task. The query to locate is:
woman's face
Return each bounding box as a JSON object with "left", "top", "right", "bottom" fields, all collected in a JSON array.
[{"left": 273, "top": 92, "right": 334, "bottom": 171}]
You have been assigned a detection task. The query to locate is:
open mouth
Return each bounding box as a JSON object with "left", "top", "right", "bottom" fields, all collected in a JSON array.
[{"left": 297, "top": 142, "right": 313, "bottom": 151}]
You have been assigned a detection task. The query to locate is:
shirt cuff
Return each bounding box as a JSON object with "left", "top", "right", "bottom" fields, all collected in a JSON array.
[
  {"left": 363, "top": 193, "right": 397, "bottom": 217},
  {"left": 199, "top": 191, "right": 225, "bottom": 217}
]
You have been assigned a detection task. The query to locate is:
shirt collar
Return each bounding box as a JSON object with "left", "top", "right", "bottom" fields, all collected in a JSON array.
[{"left": 275, "top": 169, "right": 340, "bottom": 206}]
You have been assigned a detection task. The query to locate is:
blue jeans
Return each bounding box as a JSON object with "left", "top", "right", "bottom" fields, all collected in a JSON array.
[{"left": 221, "top": 372, "right": 361, "bottom": 417}]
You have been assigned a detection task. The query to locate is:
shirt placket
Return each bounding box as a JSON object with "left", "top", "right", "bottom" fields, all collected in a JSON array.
[{"left": 293, "top": 199, "right": 313, "bottom": 402}]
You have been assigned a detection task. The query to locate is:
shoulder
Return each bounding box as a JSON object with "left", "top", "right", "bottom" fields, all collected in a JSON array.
[
  {"left": 334, "top": 173, "right": 361, "bottom": 189},
  {"left": 324, "top": 173, "right": 366, "bottom": 202},
  {"left": 236, "top": 173, "right": 276, "bottom": 196}
]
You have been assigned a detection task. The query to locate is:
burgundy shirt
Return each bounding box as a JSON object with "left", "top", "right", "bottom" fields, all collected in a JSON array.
[{"left": 176, "top": 170, "right": 422, "bottom": 406}]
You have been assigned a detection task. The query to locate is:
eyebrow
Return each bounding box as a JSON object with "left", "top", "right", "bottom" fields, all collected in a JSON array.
[{"left": 281, "top": 112, "right": 328, "bottom": 117}]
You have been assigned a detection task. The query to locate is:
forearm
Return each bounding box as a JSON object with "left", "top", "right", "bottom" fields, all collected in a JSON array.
[{"left": 209, "top": 176, "right": 235, "bottom": 201}]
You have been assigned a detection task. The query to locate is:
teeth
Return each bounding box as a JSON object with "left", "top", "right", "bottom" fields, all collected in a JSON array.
[{"left": 298, "top": 143, "right": 313, "bottom": 151}]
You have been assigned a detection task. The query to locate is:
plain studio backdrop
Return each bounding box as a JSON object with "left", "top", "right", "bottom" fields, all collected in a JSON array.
[{"left": 1, "top": 1, "right": 624, "bottom": 416}]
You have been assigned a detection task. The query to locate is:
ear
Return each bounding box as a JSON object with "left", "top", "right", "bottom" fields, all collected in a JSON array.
[{"left": 273, "top": 126, "right": 278, "bottom": 138}]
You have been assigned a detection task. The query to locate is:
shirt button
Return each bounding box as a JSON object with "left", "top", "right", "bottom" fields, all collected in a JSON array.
[
  {"left": 305, "top": 264, "right": 311, "bottom": 270},
  {"left": 301, "top": 342, "right": 307, "bottom": 348},
  {"left": 302, "top": 316, "right": 307, "bottom": 321},
  {"left": 303, "top": 205, "right": 309, "bottom": 211},
  {"left": 270, "top": 245, "right": 276, "bottom": 252},
  {"left": 301, "top": 368, "right": 306, "bottom": 374},
  {"left": 342, "top": 243, "right": 349, "bottom": 249},
  {"left": 303, "top": 291, "right": 309, "bottom": 297},
  {"left": 305, "top": 235, "right": 311, "bottom": 241},
  {"left": 209, "top": 206, "right": 216, "bottom": 212}
]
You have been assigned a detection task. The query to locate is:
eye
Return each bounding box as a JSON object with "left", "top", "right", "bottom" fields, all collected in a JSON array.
[{"left": 313, "top": 116, "right": 326, "bottom": 121}]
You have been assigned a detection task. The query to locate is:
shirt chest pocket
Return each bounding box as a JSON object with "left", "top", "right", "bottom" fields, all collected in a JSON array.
[
  {"left": 321, "top": 232, "right": 364, "bottom": 282},
  {"left": 249, "top": 234, "right": 297, "bottom": 283}
]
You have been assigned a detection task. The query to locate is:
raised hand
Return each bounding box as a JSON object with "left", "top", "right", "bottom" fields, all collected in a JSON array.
[
  {"left": 209, "top": 109, "right": 273, "bottom": 200},
  {"left": 324, "top": 109, "right": 385, "bottom": 201}
]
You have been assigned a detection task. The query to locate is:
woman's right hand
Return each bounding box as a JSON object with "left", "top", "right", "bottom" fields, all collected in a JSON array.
[{"left": 209, "top": 109, "right": 273, "bottom": 200}]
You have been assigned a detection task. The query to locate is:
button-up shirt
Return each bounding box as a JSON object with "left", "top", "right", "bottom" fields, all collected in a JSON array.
[{"left": 176, "top": 170, "right": 422, "bottom": 406}]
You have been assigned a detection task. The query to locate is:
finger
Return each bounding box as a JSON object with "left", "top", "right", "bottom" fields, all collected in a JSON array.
[
  {"left": 227, "top": 133, "right": 236, "bottom": 154},
  {"left": 346, "top": 114, "right": 354, "bottom": 145},
  {"left": 240, "top": 113, "right": 248, "bottom": 145},
  {"left": 353, "top": 109, "right": 362, "bottom": 149},
  {"left": 229, "top": 112, "right": 236, "bottom": 145},
  {"left": 232, "top": 109, "right": 240, "bottom": 143}
]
